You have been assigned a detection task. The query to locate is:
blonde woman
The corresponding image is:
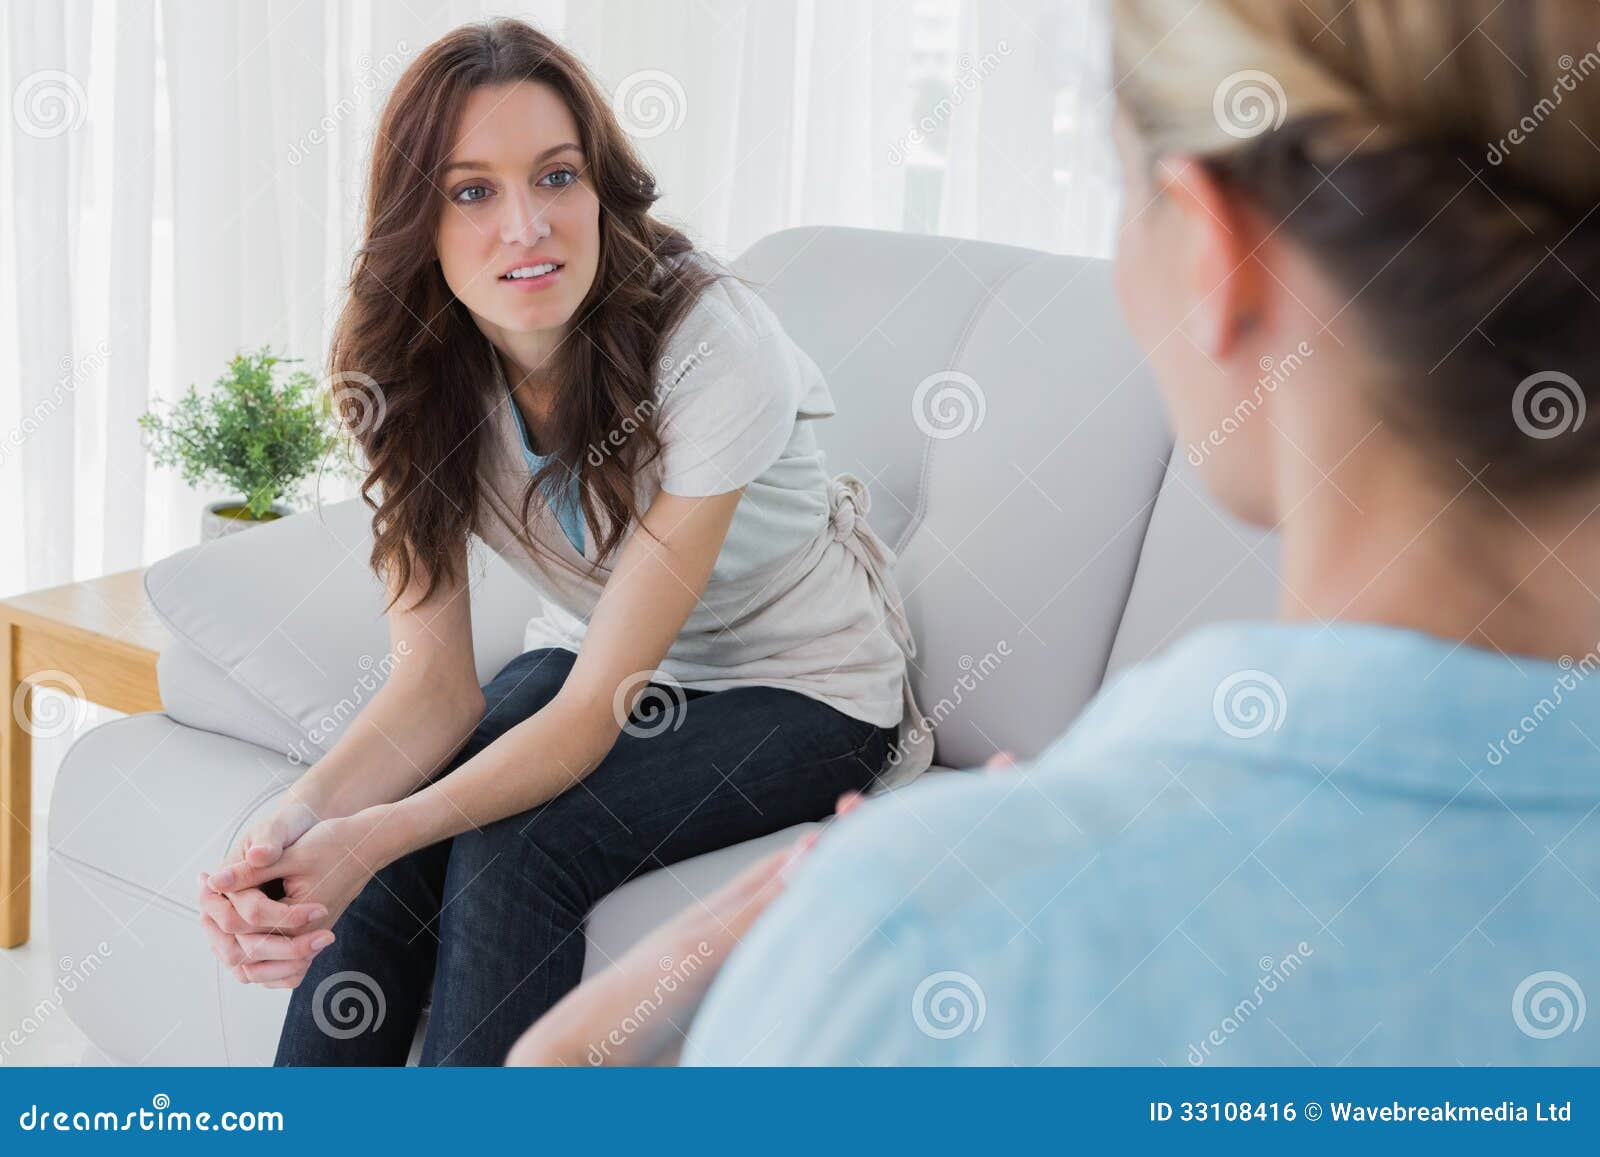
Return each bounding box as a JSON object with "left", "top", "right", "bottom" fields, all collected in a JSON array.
[{"left": 511, "top": 0, "right": 1600, "bottom": 1066}]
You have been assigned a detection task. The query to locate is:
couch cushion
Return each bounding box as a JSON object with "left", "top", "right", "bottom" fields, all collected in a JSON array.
[
  {"left": 47, "top": 707, "right": 969, "bottom": 1064},
  {"left": 733, "top": 227, "right": 1052, "bottom": 555},
  {"left": 155, "top": 639, "right": 308, "bottom": 756},
  {"left": 1105, "top": 452, "right": 1279, "bottom": 674},
  {"left": 143, "top": 498, "right": 541, "bottom": 762},
  {"left": 736, "top": 228, "right": 1174, "bottom": 769},
  {"left": 48, "top": 714, "right": 291, "bottom": 908}
]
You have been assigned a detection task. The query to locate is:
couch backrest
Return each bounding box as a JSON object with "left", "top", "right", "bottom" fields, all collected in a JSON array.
[
  {"left": 734, "top": 227, "right": 1279, "bottom": 768},
  {"left": 146, "top": 226, "right": 1278, "bottom": 770}
]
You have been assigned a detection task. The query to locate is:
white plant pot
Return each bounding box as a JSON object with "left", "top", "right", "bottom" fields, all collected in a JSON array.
[{"left": 201, "top": 499, "right": 291, "bottom": 542}]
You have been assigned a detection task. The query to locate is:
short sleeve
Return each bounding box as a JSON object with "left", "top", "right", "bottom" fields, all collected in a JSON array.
[{"left": 655, "top": 331, "right": 804, "bottom": 497}]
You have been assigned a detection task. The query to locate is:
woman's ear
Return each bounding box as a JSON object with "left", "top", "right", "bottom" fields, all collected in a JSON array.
[{"left": 1155, "top": 155, "right": 1268, "bottom": 362}]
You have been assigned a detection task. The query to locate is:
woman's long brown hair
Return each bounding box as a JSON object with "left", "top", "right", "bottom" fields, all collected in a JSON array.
[{"left": 330, "top": 18, "right": 720, "bottom": 611}]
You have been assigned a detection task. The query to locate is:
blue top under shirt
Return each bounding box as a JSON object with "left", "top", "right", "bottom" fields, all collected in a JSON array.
[
  {"left": 682, "top": 619, "right": 1600, "bottom": 1065},
  {"left": 505, "top": 392, "right": 585, "bottom": 554}
]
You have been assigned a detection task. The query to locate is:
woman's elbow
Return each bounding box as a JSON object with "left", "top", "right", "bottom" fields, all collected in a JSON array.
[{"left": 550, "top": 687, "right": 626, "bottom": 758}]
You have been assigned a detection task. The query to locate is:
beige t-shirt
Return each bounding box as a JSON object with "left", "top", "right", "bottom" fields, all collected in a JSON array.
[{"left": 471, "top": 259, "right": 934, "bottom": 789}]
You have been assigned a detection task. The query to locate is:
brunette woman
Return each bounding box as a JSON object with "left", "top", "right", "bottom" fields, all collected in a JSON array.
[{"left": 194, "top": 18, "right": 930, "bottom": 1066}]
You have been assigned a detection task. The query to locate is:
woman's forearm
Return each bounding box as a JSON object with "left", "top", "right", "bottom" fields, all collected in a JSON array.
[
  {"left": 363, "top": 688, "right": 618, "bottom": 865},
  {"left": 284, "top": 668, "right": 486, "bottom": 823}
]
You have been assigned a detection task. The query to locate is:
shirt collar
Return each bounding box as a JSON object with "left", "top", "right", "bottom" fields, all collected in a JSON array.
[{"left": 1064, "top": 619, "right": 1600, "bottom": 807}]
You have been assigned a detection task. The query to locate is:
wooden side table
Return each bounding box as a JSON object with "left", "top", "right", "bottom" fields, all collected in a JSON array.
[{"left": 1, "top": 569, "right": 168, "bottom": 948}]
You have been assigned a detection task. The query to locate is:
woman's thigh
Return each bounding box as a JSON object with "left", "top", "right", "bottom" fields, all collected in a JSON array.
[
  {"left": 443, "top": 683, "right": 893, "bottom": 909},
  {"left": 593, "top": 684, "right": 894, "bottom": 873},
  {"left": 421, "top": 681, "right": 892, "bottom": 1063}
]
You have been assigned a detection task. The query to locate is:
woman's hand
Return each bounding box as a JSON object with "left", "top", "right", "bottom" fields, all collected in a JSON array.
[
  {"left": 198, "top": 797, "right": 330, "bottom": 987},
  {"left": 196, "top": 894, "right": 334, "bottom": 989},
  {"left": 203, "top": 808, "right": 394, "bottom": 987},
  {"left": 237, "top": 796, "right": 322, "bottom": 869}
]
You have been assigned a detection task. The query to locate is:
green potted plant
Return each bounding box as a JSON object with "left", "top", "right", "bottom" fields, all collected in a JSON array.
[{"left": 139, "top": 346, "right": 354, "bottom": 540}]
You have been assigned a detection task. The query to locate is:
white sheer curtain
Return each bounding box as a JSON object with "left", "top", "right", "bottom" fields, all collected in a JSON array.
[{"left": 0, "top": 0, "right": 1116, "bottom": 596}]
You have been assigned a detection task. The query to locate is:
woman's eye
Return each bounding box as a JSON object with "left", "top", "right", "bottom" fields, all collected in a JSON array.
[
  {"left": 454, "top": 184, "right": 491, "bottom": 204},
  {"left": 540, "top": 168, "right": 577, "bottom": 189}
]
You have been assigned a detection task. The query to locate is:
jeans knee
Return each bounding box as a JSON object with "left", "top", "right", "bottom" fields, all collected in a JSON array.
[
  {"left": 447, "top": 648, "right": 578, "bottom": 770},
  {"left": 445, "top": 809, "right": 600, "bottom": 920},
  {"left": 471, "top": 648, "right": 576, "bottom": 732}
]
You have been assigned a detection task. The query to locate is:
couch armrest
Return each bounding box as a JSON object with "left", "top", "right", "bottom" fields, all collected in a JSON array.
[{"left": 144, "top": 498, "right": 539, "bottom": 760}]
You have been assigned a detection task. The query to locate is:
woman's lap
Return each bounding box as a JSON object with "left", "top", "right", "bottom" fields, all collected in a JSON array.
[
  {"left": 449, "top": 645, "right": 890, "bottom": 873},
  {"left": 276, "top": 645, "right": 892, "bottom": 1065}
]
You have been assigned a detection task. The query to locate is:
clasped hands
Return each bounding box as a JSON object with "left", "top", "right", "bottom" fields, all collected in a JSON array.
[{"left": 196, "top": 798, "right": 393, "bottom": 989}]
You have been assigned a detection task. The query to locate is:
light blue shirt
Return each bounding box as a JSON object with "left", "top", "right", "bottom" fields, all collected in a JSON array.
[
  {"left": 505, "top": 393, "right": 585, "bottom": 555},
  {"left": 683, "top": 620, "right": 1600, "bottom": 1065}
]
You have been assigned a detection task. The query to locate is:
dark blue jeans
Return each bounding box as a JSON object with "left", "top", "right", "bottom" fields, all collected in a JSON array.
[{"left": 273, "top": 646, "right": 895, "bottom": 1066}]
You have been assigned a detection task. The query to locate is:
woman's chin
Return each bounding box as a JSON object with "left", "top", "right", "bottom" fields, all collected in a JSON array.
[{"left": 480, "top": 300, "right": 575, "bottom": 335}]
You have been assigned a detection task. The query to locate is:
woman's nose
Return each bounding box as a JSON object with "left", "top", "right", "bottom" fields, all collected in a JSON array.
[{"left": 500, "top": 189, "right": 551, "bottom": 246}]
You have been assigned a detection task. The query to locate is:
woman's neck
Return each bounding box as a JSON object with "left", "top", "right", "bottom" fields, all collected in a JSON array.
[
  {"left": 488, "top": 329, "right": 564, "bottom": 454},
  {"left": 1276, "top": 452, "right": 1600, "bottom": 663},
  {"left": 506, "top": 369, "right": 557, "bottom": 454}
]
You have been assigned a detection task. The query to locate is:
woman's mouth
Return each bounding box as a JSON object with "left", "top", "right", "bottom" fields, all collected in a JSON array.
[{"left": 499, "top": 261, "right": 564, "bottom": 291}]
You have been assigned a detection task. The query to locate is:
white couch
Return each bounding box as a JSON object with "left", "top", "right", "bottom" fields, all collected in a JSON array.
[{"left": 47, "top": 226, "right": 1277, "bottom": 1064}]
